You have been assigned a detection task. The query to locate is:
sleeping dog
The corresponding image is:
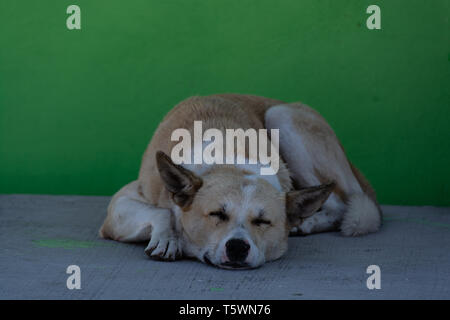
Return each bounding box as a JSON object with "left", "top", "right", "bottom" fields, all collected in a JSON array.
[{"left": 99, "top": 94, "right": 381, "bottom": 269}]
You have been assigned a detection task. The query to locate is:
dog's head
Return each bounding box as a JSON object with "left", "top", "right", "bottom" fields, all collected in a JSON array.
[{"left": 156, "top": 151, "right": 334, "bottom": 269}]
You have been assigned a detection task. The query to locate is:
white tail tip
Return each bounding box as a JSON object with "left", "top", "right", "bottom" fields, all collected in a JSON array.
[{"left": 341, "top": 193, "right": 381, "bottom": 236}]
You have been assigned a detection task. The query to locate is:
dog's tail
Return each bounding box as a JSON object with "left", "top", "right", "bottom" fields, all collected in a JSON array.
[{"left": 340, "top": 193, "right": 382, "bottom": 236}]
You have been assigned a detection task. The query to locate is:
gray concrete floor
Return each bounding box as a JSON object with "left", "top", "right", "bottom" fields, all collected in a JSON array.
[{"left": 0, "top": 194, "right": 449, "bottom": 299}]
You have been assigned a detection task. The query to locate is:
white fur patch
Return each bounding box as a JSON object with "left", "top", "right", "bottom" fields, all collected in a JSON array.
[
  {"left": 182, "top": 161, "right": 282, "bottom": 191},
  {"left": 266, "top": 106, "right": 319, "bottom": 186},
  {"left": 340, "top": 193, "right": 381, "bottom": 236},
  {"left": 239, "top": 163, "right": 282, "bottom": 191},
  {"left": 111, "top": 196, "right": 156, "bottom": 242},
  {"left": 265, "top": 105, "right": 363, "bottom": 194}
]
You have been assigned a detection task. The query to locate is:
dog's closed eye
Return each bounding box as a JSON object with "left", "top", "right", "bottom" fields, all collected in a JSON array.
[
  {"left": 209, "top": 210, "right": 229, "bottom": 221},
  {"left": 251, "top": 218, "right": 271, "bottom": 226}
]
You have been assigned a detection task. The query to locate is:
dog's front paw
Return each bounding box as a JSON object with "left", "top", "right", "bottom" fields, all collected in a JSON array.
[{"left": 144, "top": 230, "right": 182, "bottom": 261}]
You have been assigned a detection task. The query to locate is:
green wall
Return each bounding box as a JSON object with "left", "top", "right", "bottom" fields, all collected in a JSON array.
[{"left": 0, "top": 0, "right": 449, "bottom": 206}]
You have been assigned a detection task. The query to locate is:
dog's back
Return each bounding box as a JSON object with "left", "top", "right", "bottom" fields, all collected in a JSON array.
[{"left": 138, "top": 94, "right": 287, "bottom": 206}]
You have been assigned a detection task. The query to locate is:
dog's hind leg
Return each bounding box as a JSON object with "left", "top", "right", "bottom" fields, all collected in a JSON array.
[
  {"left": 99, "top": 181, "right": 182, "bottom": 260},
  {"left": 265, "top": 103, "right": 381, "bottom": 236},
  {"left": 291, "top": 193, "right": 346, "bottom": 235}
]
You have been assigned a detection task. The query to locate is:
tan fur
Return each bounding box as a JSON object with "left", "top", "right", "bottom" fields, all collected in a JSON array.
[
  {"left": 177, "top": 166, "right": 288, "bottom": 262},
  {"left": 137, "top": 94, "right": 291, "bottom": 208},
  {"left": 99, "top": 94, "right": 381, "bottom": 268}
]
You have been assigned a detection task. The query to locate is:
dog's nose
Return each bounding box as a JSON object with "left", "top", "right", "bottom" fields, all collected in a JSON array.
[{"left": 225, "top": 238, "right": 250, "bottom": 262}]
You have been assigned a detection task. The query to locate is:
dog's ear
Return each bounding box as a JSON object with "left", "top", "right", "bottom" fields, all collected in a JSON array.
[
  {"left": 156, "top": 151, "right": 203, "bottom": 208},
  {"left": 286, "top": 182, "right": 335, "bottom": 228}
]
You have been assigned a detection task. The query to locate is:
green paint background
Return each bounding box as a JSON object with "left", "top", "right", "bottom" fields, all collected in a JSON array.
[{"left": 0, "top": 0, "right": 448, "bottom": 205}]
